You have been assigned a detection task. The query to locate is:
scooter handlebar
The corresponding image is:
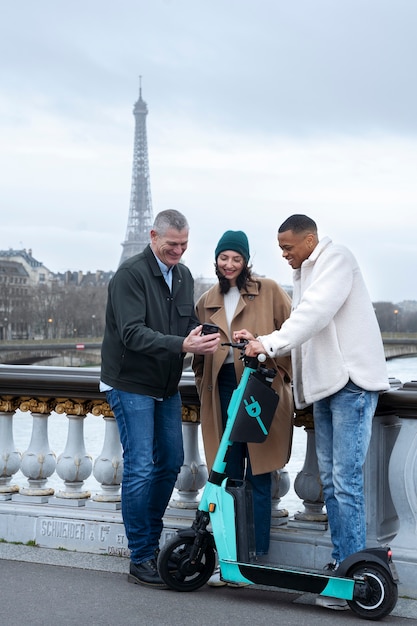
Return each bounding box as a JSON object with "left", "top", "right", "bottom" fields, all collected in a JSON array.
[
  {"left": 221, "top": 341, "right": 248, "bottom": 349},
  {"left": 221, "top": 341, "right": 266, "bottom": 363}
]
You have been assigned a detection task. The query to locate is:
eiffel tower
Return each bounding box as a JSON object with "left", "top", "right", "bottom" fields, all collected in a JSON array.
[{"left": 119, "top": 78, "right": 154, "bottom": 265}]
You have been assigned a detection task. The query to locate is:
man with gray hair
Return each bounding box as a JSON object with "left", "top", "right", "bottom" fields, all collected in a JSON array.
[{"left": 101, "top": 209, "right": 220, "bottom": 588}]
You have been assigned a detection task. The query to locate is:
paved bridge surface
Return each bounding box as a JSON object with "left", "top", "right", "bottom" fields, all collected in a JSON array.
[
  {"left": 1, "top": 544, "right": 416, "bottom": 624},
  {"left": 0, "top": 338, "right": 416, "bottom": 365}
]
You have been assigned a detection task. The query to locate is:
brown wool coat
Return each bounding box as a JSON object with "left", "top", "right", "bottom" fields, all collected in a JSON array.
[{"left": 193, "top": 277, "right": 294, "bottom": 475}]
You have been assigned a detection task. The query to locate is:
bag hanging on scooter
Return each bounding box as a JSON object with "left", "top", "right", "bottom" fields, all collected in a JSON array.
[{"left": 230, "top": 373, "right": 279, "bottom": 443}]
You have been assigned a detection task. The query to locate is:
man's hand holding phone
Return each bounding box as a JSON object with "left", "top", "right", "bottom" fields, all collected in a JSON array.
[{"left": 182, "top": 324, "right": 220, "bottom": 354}]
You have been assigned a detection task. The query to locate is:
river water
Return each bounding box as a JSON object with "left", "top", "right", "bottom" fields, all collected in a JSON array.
[
  {"left": 10, "top": 355, "right": 417, "bottom": 516},
  {"left": 386, "top": 354, "right": 417, "bottom": 383}
]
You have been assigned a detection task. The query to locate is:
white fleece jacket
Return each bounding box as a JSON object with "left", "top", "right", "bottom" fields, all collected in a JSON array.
[{"left": 258, "top": 236, "right": 389, "bottom": 409}]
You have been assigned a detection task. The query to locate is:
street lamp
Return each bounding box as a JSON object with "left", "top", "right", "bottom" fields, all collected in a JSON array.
[
  {"left": 394, "top": 309, "right": 399, "bottom": 333},
  {"left": 47, "top": 318, "right": 53, "bottom": 340},
  {"left": 91, "top": 314, "right": 96, "bottom": 337}
]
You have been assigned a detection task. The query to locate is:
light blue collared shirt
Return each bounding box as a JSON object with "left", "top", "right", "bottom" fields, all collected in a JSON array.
[{"left": 154, "top": 254, "right": 173, "bottom": 291}]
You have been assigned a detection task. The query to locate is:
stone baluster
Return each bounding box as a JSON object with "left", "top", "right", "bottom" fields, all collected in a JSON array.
[
  {"left": 55, "top": 400, "right": 92, "bottom": 503},
  {"left": 15, "top": 398, "right": 56, "bottom": 502},
  {"left": 0, "top": 398, "right": 21, "bottom": 499},
  {"left": 170, "top": 405, "right": 208, "bottom": 509},
  {"left": 388, "top": 409, "right": 417, "bottom": 594},
  {"left": 289, "top": 408, "right": 327, "bottom": 529},
  {"left": 364, "top": 411, "right": 400, "bottom": 546},
  {"left": 271, "top": 468, "right": 290, "bottom": 526},
  {"left": 89, "top": 399, "right": 123, "bottom": 507}
]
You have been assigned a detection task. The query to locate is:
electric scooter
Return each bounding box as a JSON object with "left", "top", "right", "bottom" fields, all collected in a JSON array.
[{"left": 158, "top": 342, "right": 399, "bottom": 620}]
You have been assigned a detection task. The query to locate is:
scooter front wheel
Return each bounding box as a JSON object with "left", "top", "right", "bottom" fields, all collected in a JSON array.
[
  {"left": 347, "top": 562, "right": 398, "bottom": 620},
  {"left": 157, "top": 534, "right": 216, "bottom": 592}
]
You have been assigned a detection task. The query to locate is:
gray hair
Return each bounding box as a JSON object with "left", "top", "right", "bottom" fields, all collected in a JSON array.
[{"left": 153, "top": 210, "right": 189, "bottom": 235}]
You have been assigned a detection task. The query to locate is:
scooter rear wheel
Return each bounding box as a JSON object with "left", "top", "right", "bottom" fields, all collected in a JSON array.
[
  {"left": 347, "top": 562, "right": 398, "bottom": 620},
  {"left": 157, "top": 534, "right": 216, "bottom": 592}
]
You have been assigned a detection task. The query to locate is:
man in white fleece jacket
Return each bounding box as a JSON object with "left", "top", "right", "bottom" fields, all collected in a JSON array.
[{"left": 236, "top": 214, "right": 389, "bottom": 610}]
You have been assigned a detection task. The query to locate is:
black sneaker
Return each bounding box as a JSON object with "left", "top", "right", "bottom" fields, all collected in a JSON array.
[{"left": 128, "top": 558, "right": 167, "bottom": 588}]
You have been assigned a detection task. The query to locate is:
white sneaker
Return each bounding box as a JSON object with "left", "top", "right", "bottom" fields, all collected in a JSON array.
[
  {"left": 315, "top": 595, "right": 349, "bottom": 611},
  {"left": 226, "top": 580, "right": 249, "bottom": 588},
  {"left": 207, "top": 567, "right": 249, "bottom": 588},
  {"left": 207, "top": 568, "right": 227, "bottom": 587}
]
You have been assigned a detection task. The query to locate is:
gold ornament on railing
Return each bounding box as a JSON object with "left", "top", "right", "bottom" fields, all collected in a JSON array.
[
  {"left": 19, "top": 397, "right": 56, "bottom": 414},
  {"left": 181, "top": 405, "right": 200, "bottom": 423},
  {"left": 0, "top": 396, "right": 20, "bottom": 413},
  {"left": 294, "top": 406, "right": 314, "bottom": 429},
  {"left": 89, "top": 399, "right": 113, "bottom": 417},
  {"left": 55, "top": 399, "right": 88, "bottom": 416}
]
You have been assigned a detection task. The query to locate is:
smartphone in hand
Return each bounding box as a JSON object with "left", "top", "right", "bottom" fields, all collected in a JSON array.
[{"left": 201, "top": 323, "right": 219, "bottom": 335}]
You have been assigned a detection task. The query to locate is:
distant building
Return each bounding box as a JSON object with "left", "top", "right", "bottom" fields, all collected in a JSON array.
[
  {"left": 0, "top": 248, "right": 55, "bottom": 285},
  {"left": 0, "top": 257, "right": 30, "bottom": 340},
  {"left": 0, "top": 249, "right": 115, "bottom": 288},
  {"left": 0, "top": 249, "right": 114, "bottom": 340},
  {"left": 55, "top": 269, "right": 115, "bottom": 287}
]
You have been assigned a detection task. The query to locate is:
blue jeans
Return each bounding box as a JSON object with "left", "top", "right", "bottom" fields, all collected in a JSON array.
[
  {"left": 313, "top": 380, "right": 378, "bottom": 563},
  {"left": 218, "top": 363, "right": 272, "bottom": 556},
  {"left": 106, "top": 389, "right": 184, "bottom": 564}
]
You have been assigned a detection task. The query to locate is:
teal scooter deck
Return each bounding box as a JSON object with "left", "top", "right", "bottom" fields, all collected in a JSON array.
[{"left": 219, "top": 559, "right": 355, "bottom": 599}]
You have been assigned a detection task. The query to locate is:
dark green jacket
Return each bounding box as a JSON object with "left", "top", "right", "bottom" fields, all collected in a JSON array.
[{"left": 101, "top": 245, "right": 199, "bottom": 397}]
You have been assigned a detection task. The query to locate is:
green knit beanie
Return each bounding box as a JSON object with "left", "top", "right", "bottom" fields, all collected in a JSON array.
[{"left": 214, "top": 230, "right": 250, "bottom": 263}]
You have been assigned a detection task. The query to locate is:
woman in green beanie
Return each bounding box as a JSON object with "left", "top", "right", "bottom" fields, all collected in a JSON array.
[{"left": 193, "top": 230, "right": 293, "bottom": 585}]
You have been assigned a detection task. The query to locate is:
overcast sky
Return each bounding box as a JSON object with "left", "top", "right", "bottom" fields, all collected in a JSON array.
[{"left": 1, "top": 0, "right": 416, "bottom": 303}]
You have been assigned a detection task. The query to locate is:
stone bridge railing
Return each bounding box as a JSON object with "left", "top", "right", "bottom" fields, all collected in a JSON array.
[
  {"left": 1, "top": 335, "right": 417, "bottom": 365},
  {"left": 383, "top": 337, "right": 417, "bottom": 359},
  {"left": 0, "top": 364, "right": 417, "bottom": 598},
  {"left": 0, "top": 343, "right": 102, "bottom": 367}
]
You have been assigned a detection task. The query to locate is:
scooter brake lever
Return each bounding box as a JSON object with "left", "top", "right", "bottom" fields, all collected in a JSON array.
[{"left": 221, "top": 340, "right": 248, "bottom": 349}]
